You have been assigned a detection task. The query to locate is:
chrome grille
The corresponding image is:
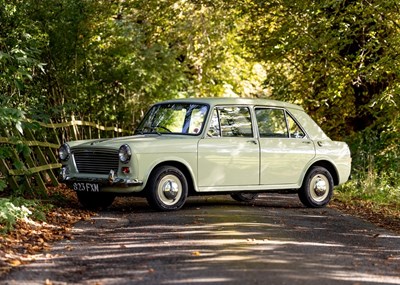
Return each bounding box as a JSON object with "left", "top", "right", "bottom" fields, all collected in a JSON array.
[{"left": 73, "top": 148, "right": 119, "bottom": 175}]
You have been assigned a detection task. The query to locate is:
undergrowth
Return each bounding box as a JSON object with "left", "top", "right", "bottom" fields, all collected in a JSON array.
[
  {"left": 335, "top": 126, "right": 400, "bottom": 217},
  {"left": 0, "top": 197, "right": 48, "bottom": 234},
  {"left": 335, "top": 171, "right": 400, "bottom": 210}
]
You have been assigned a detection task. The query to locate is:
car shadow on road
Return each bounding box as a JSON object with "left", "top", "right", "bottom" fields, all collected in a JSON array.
[
  {"left": 108, "top": 193, "right": 305, "bottom": 213},
  {"left": 3, "top": 194, "right": 400, "bottom": 285}
]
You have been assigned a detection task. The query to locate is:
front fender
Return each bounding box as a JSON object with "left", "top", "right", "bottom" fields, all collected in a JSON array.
[{"left": 137, "top": 153, "right": 198, "bottom": 192}]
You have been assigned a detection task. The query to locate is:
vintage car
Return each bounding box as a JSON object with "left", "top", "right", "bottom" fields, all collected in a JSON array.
[{"left": 58, "top": 98, "right": 351, "bottom": 211}]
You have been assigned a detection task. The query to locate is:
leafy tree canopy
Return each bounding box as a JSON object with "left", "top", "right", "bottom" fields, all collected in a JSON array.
[
  {"left": 0, "top": 0, "right": 398, "bottom": 179},
  {"left": 239, "top": 0, "right": 400, "bottom": 141}
]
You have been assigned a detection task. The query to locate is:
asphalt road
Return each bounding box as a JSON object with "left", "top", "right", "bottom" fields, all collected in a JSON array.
[{"left": 2, "top": 194, "right": 400, "bottom": 285}]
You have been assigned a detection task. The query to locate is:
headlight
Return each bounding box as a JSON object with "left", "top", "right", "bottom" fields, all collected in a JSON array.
[
  {"left": 119, "top": 144, "right": 132, "bottom": 163},
  {"left": 58, "top": 143, "right": 71, "bottom": 161}
]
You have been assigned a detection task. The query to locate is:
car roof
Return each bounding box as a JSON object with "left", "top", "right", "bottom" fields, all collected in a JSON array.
[{"left": 158, "top": 97, "right": 304, "bottom": 111}]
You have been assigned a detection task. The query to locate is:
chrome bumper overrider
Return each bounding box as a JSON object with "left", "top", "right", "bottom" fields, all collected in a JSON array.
[{"left": 59, "top": 167, "right": 143, "bottom": 187}]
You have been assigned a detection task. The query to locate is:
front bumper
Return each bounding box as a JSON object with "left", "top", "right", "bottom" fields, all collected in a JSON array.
[{"left": 59, "top": 167, "right": 143, "bottom": 187}]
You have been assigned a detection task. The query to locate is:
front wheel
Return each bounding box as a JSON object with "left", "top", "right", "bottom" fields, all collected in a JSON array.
[
  {"left": 146, "top": 165, "right": 188, "bottom": 211},
  {"left": 298, "top": 166, "right": 334, "bottom": 208},
  {"left": 76, "top": 191, "right": 116, "bottom": 209}
]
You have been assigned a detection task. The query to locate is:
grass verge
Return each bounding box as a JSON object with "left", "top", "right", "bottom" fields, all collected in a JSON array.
[{"left": 332, "top": 176, "right": 400, "bottom": 235}]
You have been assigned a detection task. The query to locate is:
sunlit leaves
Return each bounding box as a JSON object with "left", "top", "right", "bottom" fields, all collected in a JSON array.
[
  {"left": 240, "top": 0, "right": 400, "bottom": 140},
  {"left": 0, "top": 0, "right": 47, "bottom": 109},
  {"left": 0, "top": 198, "right": 32, "bottom": 233},
  {"left": 1, "top": 0, "right": 398, "bottom": 143}
]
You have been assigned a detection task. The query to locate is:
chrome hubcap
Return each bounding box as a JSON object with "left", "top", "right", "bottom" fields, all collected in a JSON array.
[
  {"left": 158, "top": 174, "right": 182, "bottom": 205},
  {"left": 310, "top": 175, "right": 329, "bottom": 202},
  {"left": 314, "top": 178, "right": 327, "bottom": 197},
  {"left": 162, "top": 179, "right": 179, "bottom": 200}
]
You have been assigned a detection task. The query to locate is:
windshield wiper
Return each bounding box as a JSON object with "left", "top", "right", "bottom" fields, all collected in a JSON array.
[{"left": 154, "top": 125, "right": 172, "bottom": 133}]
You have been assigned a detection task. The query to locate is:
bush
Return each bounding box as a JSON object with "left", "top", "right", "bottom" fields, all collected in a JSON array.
[
  {"left": 337, "top": 126, "right": 400, "bottom": 208},
  {"left": 0, "top": 196, "right": 49, "bottom": 234},
  {"left": 0, "top": 198, "right": 31, "bottom": 233}
]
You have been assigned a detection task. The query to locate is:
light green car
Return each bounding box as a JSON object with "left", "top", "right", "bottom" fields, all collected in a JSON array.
[{"left": 58, "top": 98, "right": 351, "bottom": 211}]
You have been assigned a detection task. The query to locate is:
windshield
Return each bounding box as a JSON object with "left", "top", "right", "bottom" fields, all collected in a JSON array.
[{"left": 135, "top": 103, "right": 209, "bottom": 135}]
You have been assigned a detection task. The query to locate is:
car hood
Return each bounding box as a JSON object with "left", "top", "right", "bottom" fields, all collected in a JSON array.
[{"left": 68, "top": 134, "right": 200, "bottom": 153}]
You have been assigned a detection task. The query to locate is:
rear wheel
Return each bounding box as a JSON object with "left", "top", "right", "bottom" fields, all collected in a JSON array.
[
  {"left": 298, "top": 166, "right": 333, "bottom": 208},
  {"left": 146, "top": 165, "right": 188, "bottom": 211},
  {"left": 231, "top": 193, "right": 259, "bottom": 203},
  {"left": 76, "top": 192, "right": 116, "bottom": 209}
]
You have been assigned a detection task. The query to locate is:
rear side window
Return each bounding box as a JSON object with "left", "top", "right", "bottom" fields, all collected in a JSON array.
[
  {"left": 255, "top": 108, "right": 305, "bottom": 139},
  {"left": 208, "top": 106, "right": 253, "bottom": 138},
  {"left": 287, "top": 114, "right": 306, "bottom": 138},
  {"left": 256, "top": 108, "right": 288, "bottom": 138}
]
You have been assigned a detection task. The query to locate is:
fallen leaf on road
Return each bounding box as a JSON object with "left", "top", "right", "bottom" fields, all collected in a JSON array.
[{"left": 8, "top": 259, "right": 21, "bottom": 267}]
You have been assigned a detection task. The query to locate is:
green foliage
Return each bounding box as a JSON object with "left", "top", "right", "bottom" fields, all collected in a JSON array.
[
  {"left": 0, "top": 197, "right": 49, "bottom": 233},
  {"left": 0, "top": 107, "right": 27, "bottom": 192},
  {"left": 1, "top": 0, "right": 267, "bottom": 128},
  {"left": 0, "top": 0, "right": 47, "bottom": 110},
  {"left": 0, "top": 0, "right": 399, "bottom": 210},
  {"left": 1, "top": 0, "right": 398, "bottom": 137},
  {"left": 0, "top": 108, "right": 25, "bottom": 134},
  {"left": 0, "top": 180, "right": 7, "bottom": 192},
  {"left": 0, "top": 197, "right": 32, "bottom": 233},
  {"left": 240, "top": 0, "right": 400, "bottom": 140},
  {"left": 238, "top": 0, "right": 400, "bottom": 209},
  {"left": 336, "top": 122, "right": 400, "bottom": 210},
  {"left": 350, "top": 128, "right": 399, "bottom": 174},
  {"left": 336, "top": 167, "right": 400, "bottom": 211}
]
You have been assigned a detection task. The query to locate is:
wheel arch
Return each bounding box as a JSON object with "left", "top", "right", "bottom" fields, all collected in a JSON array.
[
  {"left": 145, "top": 160, "right": 196, "bottom": 195},
  {"left": 307, "top": 160, "right": 339, "bottom": 186}
]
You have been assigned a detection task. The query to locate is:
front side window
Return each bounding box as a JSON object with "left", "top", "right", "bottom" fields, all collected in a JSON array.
[
  {"left": 208, "top": 106, "right": 253, "bottom": 138},
  {"left": 136, "top": 103, "right": 208, "bottom": 135}
]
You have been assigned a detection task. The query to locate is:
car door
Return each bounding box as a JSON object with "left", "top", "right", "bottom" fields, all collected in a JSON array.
[
  {"left": 197, "top": 106, "right": 259, "bottom": 187},
  {"left": 255, "top": 107, "right": 315, "bottom": 186}
]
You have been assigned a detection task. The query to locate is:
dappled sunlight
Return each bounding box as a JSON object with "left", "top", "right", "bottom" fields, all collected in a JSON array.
[
  {"left": 163, "top": 277, "right": 234, "bottom": 284},
  {"left": 195, "top": 254, "right": 258, "bottom": 263},
  {"left": 251, "top": 240, "right": 344, "bottom": 247},
  {"left": 329, "top": 271, "right": 400, "bottom": 284},
  {"left": 376, "top": 234, "right": 400, "bottom": 239},
  {"left": 4, "top": 195, "right": 400, "bottom": 284}
]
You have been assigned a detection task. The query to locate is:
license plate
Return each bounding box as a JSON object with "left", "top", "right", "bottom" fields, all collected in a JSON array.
[{"left": 72, "top": 182, "right": 100, "bottom": 192}]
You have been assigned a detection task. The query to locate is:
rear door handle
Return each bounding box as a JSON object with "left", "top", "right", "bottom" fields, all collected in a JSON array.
[{"left": 247, "top": 140, "right": 258, "bottom": 145}]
